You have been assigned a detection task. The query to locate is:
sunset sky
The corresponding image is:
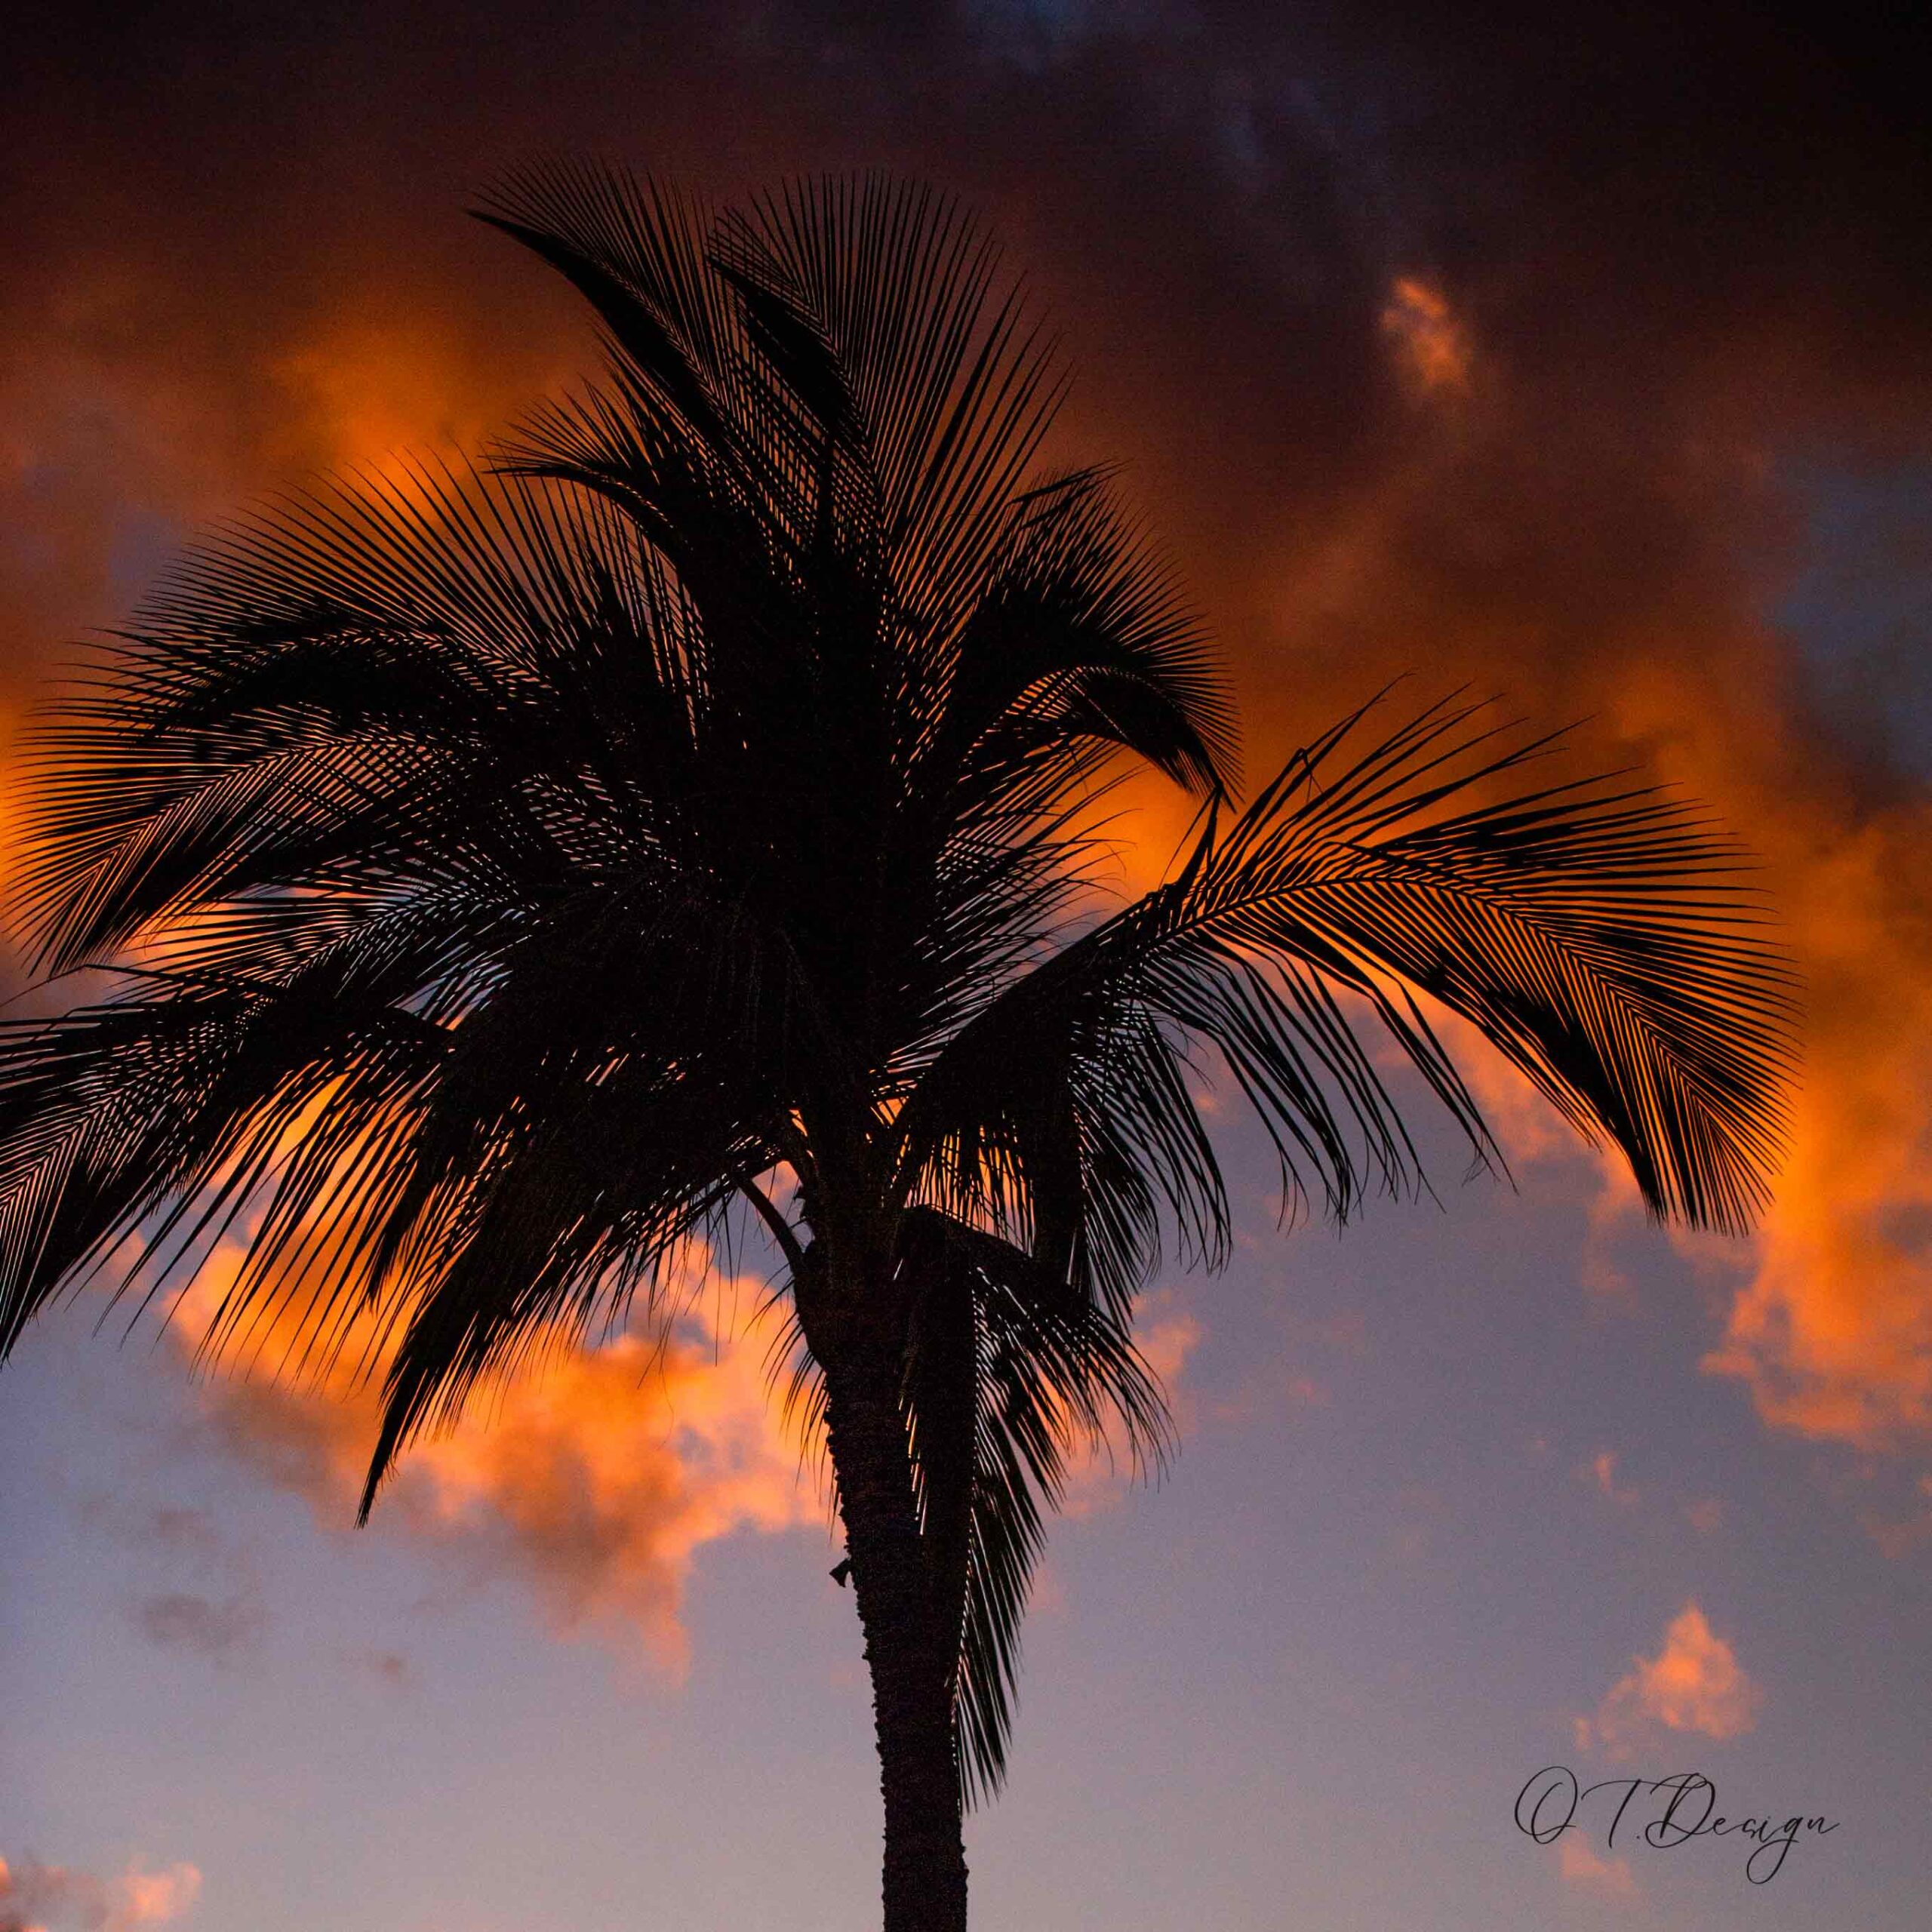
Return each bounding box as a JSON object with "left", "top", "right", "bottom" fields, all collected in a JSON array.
[{"left": 4, "top": 5, "right": 1930, "bottom": 1928}]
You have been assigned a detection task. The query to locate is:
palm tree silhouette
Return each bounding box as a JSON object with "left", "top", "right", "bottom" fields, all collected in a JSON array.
[{"left": 0, "top": 168, "right": 1792, "bottom": 1932}]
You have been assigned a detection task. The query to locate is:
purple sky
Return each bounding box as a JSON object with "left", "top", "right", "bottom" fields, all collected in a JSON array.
[{"left": 5, "top": 6, "right": 1930, "bottom": 1927}]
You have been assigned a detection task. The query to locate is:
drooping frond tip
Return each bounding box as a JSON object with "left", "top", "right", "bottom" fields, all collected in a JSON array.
[{"left": 1191, "top": 690, "right": 1800, "bottom": 1235}]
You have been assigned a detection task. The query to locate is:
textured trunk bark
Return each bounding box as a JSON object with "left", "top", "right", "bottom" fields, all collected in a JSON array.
[{"left": 808, "top": 1266, "right": 969, "bottom": 1932}]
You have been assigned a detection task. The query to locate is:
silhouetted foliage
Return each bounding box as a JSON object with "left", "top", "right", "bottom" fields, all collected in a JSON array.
[{"left": 0, "top": 167, "right": 1795, "bottom": 1932}]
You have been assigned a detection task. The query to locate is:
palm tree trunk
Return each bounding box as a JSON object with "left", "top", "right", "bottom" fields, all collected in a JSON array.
[{"left": 817, "top": 1333, "right": 969, "bottom": 1931}]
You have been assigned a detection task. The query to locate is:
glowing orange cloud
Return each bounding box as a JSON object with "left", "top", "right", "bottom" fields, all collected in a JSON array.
[
  {"left": 169, "top": 1251, "right": 824, "bottom": 1675},
  {"left": 1569, "top": 653, "right": 1932, "bottom": 1447},
  {"left": 1576, "top": 1601, "right": 1762, "bottom": 1758},
  {"left": 162, "top": 1243, "right": 1192, "bottom": 1666},
  {"left": 0, "top": 1855, "right": 202, "bottom": 1932},
  {"left": 1695, "top": 799, "right": 1932, "bottom": 1443},
  {"left": 1244, "top": 315, "right": 1932, "bottom": 1469},
  {"left": 1467, "top": 693, "right": 1932, "bottom": 1453},
  {"left": 1380, "top": 277, "right": 1472, "bottom": 396},
  {"left": 260, "top": 307, "right": 577, "bottom": 482},
  {"left": 1558, "top": 1834, "right": 1639, "bottom": 1902}
]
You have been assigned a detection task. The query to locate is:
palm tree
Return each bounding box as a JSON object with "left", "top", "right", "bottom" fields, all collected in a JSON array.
[{"left": 0, "top": 168, "right": 1791, "bottom": 1932}]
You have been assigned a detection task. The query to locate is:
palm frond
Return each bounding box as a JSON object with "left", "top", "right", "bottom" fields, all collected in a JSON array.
[
  {"left": 0, "top": 968, "right": 442, "bottom": 1362},
  {"left": 14, "top": 460, "right": 690, "bottom": 978},
  {"left": 1163, "top": 693, "right": 1796, "bottom": 1233},
  {"left": 894, "top": 694, "right": 1793, "bottom": 1304},
  {"left": 895, "top": 1207, "right": 1171, "bottom": 1805}
]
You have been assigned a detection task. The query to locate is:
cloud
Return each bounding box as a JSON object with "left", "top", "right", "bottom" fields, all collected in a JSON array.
[
  {"left": 1557, "top": 1834, "right": 1638, "bottom": 1903},
  {"left": 74, "top": 1495, "right": 269, "bottom": 1663},
  {"left": 1380, "top": 277, "right": 1471, "bottom": 397},
  {"left": 74, "top": 1500, "right": 222, "bottom": 1558},
  {"left": 131, "top": 1591, "right": 267, "bottom": 1664},
  {"left": 0, "top": 1856, "right": 201, "bottom": 1932},
  {"left": 1697, "top": 794, "right": 1932, "bottom": 1444},
  {"left": 169, "top": 1250, "right": 825, "bottom": 1675},
  {"left": 1586, "top": 1451, "right": 1639, "bottom": 1508},
  {"left": 1134, "top": 1299, "right": 1202, "bottom": 1388},
  {"left": 157, "top": 1232, "right": 1202, "bottom": 1663},
  {"left": 346, "top": 1647, "right": 414, "bottom": 1689},
  {"left": 1257, "top": 334, "right": 1932, "bottom": 1455},
  {"left": 1577, "top": 1601, "right": 1763, "bottom": 1758}
]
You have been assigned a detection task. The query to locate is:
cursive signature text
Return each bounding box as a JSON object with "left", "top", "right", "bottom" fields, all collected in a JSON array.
[{"left": 1515, "top": 1765, "right": 1840, "bottom": 1884}]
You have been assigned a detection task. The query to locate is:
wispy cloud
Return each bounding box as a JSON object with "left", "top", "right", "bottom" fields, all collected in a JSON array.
[
  {"left": 1576, "top": 1601, "right": 1763, "bottom": 1758},
  {"left": 167, "top": 1247, "right": 824, "bottom": 1676},
  {"left": 1380, "top": 276, "right": 1472, "bottom": 397},
  {"left": 0, "top": 1856, "right": 200, "bottom": 1932},
  {"left": 343, "top": 1647, "right": 414, "bottom": 1690},
  {"left": 78, "top": 1496, "right": 269, "bottom": 1665},
  {"left": 131, "top": 1590, "right": 266, "bottom": 1665},
  {"left": 1557, "top": 1834, "right": 1639, "bottom": 1903},
  {"left": 1586, "top": 1451, "right": 1640, "bottom": 1508}
]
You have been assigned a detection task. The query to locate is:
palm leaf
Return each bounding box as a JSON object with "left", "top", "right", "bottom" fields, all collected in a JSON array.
[
  {"left": 896, "top": 1206, "right": 1173, "bottom": 1805},
  {"left": 893, "top": 694, "right": 1794, "bottom": 1311}
]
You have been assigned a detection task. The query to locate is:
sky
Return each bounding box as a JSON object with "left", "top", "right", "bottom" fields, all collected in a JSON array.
[{"left": 3, "top": 4, "right": 1930, "bottom": 1927}]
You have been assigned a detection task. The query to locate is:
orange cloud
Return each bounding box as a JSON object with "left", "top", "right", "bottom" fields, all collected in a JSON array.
[
  {"left": 1586, "top": 656, "right": 1932, "bottom": 1448},
  {"left": 169, "top": 1250, "right": 823, "bottom": 1675},
  {"left": 1587, "top": 1450, "right": 1639, "bottom": 1507},
  {"left": 1577, "top": 1601, "right": 1763, "bottom": 1758},
  {"left": 1557, "top": 1833, "right": 1639, "bottom": 1903},
  {"left": 1696, "top": 803, "right": 1932, "bottom": 1444},
  {"left": 1380, "top": 277, "right": 1472, "bottom": 397},
  {"left": 0, "top": 252, "right": 569, "bottom": 970},
  {"left": 165, "top": 1235, "right": 1195, "bottom": 1663},
  {"left": 260, "top": 308, "right": 572, "bottom": 481},
  {"left": 0, "top": 1855, "right": 201, "bottom": 1932},
  {"left": 1247, "top": 344, "right": 1932, "bottom": 1464}
]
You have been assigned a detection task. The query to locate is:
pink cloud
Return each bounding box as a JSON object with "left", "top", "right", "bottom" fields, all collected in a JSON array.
[
  {"left": 1558, "top": 1834, "right": 1639, "bottom": 1903},
  {"left": 1587, "top": 1450, "right": 1640, "bottom": 1507},
  {"left": 1577, "top": 1601, "right": 1763, "bottom": 1758},
  {"left": 0, "top": 1857, "right": 201, "bottom": 1932}
]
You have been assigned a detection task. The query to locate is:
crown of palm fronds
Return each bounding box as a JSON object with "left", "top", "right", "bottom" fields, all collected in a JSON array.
[{"left": 0, "top": 165, "right": 1793, "bottom": 1805}]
